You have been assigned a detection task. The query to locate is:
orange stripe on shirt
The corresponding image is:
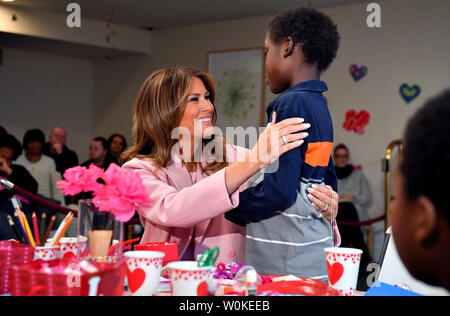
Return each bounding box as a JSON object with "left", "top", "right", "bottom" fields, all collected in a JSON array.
[{"left": 305, "top": 142, "right": 333, "bottom": 167}]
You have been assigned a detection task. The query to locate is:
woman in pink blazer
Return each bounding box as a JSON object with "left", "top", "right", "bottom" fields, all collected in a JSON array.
[{"left": 122, "top": 67, "right": 338, "bottom": 264}]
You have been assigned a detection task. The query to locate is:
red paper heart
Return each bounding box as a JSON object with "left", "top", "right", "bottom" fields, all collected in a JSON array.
[
  {"left": 127, "top": 268, "right": 146, "bottom": 293},
  {"left": 327, "top": 262, "right": 344, "bottom": 285},
  {"left": 196, "top": 281, "right": 208, "bottom": 296},
  {"left": 343, "top": 110, "right": 370, "bottom": 135}
]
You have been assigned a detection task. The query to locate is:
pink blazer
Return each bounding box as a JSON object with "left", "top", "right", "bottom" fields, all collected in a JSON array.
[
  {"left": 122, "top": 144, "right": 341, "bottom": 265},
  {"left": 122, "top": 145, "right": 249, "bottom": 264}
]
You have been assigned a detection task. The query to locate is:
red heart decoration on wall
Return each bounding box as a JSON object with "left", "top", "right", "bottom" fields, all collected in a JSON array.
[
  {"left": 196, "top": 281, "right": 208, "bottom": 296},
  {"left": 342, "top": 110, "right": 370, "bottom": 135},
  {"left": 327, "top": 262, "right": 344, "bottom": 285},
  {"left": 127, "top": 268, "right": 146, "bottom": 293}
]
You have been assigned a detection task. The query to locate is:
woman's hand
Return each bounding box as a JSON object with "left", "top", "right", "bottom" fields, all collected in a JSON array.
[
  {"left": 307, "top": 184, "right": 339, "bottom": 224},
  {"left": 249, "top": 112, "right": 310, "bottom": 168}
]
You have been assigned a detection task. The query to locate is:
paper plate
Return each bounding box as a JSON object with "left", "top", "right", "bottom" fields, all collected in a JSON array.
[{"left": 258, "top": 276, "right": 340, "bottom": 296}]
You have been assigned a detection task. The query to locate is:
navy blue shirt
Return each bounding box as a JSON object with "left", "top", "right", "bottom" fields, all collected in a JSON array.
[{"left": 226, "top": 80, "right": 337, "bottom": 226}]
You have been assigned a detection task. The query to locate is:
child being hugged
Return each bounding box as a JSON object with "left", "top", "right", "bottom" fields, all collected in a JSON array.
[{"left": 226, "top": 7, "right": 341, "bottom": 280}]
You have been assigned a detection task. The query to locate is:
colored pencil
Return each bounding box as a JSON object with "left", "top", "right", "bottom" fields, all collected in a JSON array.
[
  {"left": 40, "top": 213, "right": 46, "bottom": 244},
  {"left": 20, "top": 211, "right": 36, "bottom": 247},
  {"left": 43, "top": 215, "right": 56, "bottom": 246},
  {"left": 14, "top": 211, "right": 29, "bottom": 245},
  {"left": 52, "top": 213, "right": 73, "bottom": 246},
  {"left": 32, "top": 212, "right": 40, "bottom": 246},
  {"left": 49, "top": 212, "right": 72, "bottom": 246},
  {"left": 7, "top": 215, "right": 24, "bottom": 244}
]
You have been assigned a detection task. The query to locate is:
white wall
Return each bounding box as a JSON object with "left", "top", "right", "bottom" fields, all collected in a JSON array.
[{"left": 0, "top": 46, "right": 93, "bottom": 162}]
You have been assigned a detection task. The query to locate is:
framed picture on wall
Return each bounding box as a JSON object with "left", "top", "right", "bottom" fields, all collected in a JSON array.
[{"left": 207, "top": 47, "right": 266, "bottom": 135}]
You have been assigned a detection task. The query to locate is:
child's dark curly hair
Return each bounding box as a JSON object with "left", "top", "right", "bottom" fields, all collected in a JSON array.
[
  {"left": 401, "top": 89, "right": 450, "bottom": 224},
  {"left": 268, "top": 7, "right": 340, "bottom": 72}
]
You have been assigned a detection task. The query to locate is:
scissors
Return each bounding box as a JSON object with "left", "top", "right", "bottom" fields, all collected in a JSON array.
[{"left": 197, "top": 247, "right": 220, "bottom": 267}]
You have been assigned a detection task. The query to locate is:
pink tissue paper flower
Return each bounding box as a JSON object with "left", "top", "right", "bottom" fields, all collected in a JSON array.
[
  {"left": 56, "top": 164, "right": 105, "bottom": 196},
  {"left": 92, "top": 164, "right": 152, "bottom": 222}
]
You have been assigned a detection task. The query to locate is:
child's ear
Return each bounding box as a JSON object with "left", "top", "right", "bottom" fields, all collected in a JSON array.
[
  {"left": 283, "top": 37, "right": 295, "bottom": 58},
  {"left": 413, "top": 196, "right": 438, "bottom": 246}
]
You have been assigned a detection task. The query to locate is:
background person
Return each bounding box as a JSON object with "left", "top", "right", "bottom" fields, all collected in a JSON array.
[
  {"left": 107, "top": 133, "right": 128, "bottom": 164},
  {"left": 333, "top": 143, "right": 372, "bottom": 290},
  {"left": 0, "top": 133, "right": 38, "bottom": 240},
  {"left": 81, "top": 137, "right": 114, "bottom": 170},
  {"left": 43, "top": 126, "right": 79, "bottom": 175}
]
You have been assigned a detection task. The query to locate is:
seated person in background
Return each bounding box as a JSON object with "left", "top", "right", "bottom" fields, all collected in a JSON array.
[
  {"left": 43, "top": 127, "right": 79, "bottom": 175},
  {"left": 81, "top": 137, "right": 114, "bottom": 170},
  {"left": 107, "top": 133, "right": 127, "bottom": 164},
  {"left": 43, "top": 127, "right": 79, "bottom": 206},
  {"left": 16, "top": 129, "right": 65, "bottom": 206},
  {"left": 0, "top": 133, "right": 38, "bottom": 240},
  {"left": 392, "top": 89, "right": 450, "bottom": 292},
  {"left": 333, "top": 143, "right": 372, "bottom": 290}
]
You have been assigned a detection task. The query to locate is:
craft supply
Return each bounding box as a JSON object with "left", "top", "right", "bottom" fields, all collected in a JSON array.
[
  {"left": 197, "top": 247, "right": 219, "bottom": 267},
  {"left": 43, "top": 215, "right": 56, "bottom": 245},
  {"left": 7, "top": 215, "right": 24, "bottom": 244},
  {"left": 39, "top": 213, "right": 46, "bottom": 244},
  {"left": 20, "top": 211, "right": 35, "bottom": 247},
  {"left": 245, "top": 269, "right": 258, "bottom": 296},
  {"left": 107, "top": 237, "right": 140, "bottom": 256},
  {"left": 52, "top": 213, "right": 73, "bottom": 246},
  {"left": 14, "top": 211, "right": 29, "bottom": 245},
  {"left": 49, "top": 212, "right": 72, "bottom": 246},
  {"left": 32, "top": 212, "right": 40, "bottom": 246}
]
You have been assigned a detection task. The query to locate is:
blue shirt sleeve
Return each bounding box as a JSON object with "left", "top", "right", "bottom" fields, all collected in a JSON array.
[{"left": 225, "top": 93, "right": 309, "bottom": 226}]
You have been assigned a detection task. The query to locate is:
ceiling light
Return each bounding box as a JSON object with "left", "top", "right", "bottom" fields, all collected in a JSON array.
[{"left": 2, "top": 0, "right": 16, "bottom": 2}]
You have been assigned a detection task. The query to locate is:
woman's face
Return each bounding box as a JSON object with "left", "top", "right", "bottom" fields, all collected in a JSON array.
[
  {"left": 110, "top": 136, "right": 125, "bottom": 155},
  {"left": 178, "top": 76, "right": 215, "bottom": 140},
  {"left": 334, "top": 148, "right": 349, "bottom": 168}
]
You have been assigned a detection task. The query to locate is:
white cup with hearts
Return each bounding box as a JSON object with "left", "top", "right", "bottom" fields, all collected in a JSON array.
[
  {"left": 34, "top": 245, "right": 59, "bottom": 262},
  {"left": 56, "top": 236, "right": 88, "bottom": 260},
  {"left": 166, "top": 261, "right": 213, "bottom": 296},
  {"left": 324, "top": 247, "right": 363, "bottom": 296},
  {"left": 124, "top": 250, "right": 165, "bottom": 296}
]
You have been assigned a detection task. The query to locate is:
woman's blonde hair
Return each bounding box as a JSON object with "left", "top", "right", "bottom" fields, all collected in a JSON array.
[{"left": 121, "top": 67, "right": 228, "bottom": 174}]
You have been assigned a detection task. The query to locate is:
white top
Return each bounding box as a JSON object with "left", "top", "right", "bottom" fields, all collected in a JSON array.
[
  {"left": 16, "top": 154, "right": 56, "bottom": 174},
  {"left": 16, "top": 154, "right": 65, "bottom": 205}
]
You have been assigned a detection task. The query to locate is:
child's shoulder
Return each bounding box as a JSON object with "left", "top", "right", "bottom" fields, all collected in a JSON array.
[{"left": 269, "top": 89, "right": 319, "bottom": 116}]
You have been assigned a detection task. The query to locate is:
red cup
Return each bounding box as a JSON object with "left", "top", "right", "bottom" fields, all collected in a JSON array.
[{"left": 134, "top": 242, "right": 178, "bottom": 265}]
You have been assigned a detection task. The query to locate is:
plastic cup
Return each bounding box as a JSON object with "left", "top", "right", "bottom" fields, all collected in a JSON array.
[
  {"left": 167, "top": 261, "right": 212, "bottom": 296},
  {"left": 34, "top": 245, "right": 59, "bottom": 262},
  {"left": 324, "top": 247, "right": 363, "bottom": 296},
  {"left": 124, "top": 251, "right": 165, "bottom": 296},
  {"left": 56, "top": 236, "right": 88, "bottom": 260},
  {"left": 134, "top": 242, "right": 178, "bottom": 266}
]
